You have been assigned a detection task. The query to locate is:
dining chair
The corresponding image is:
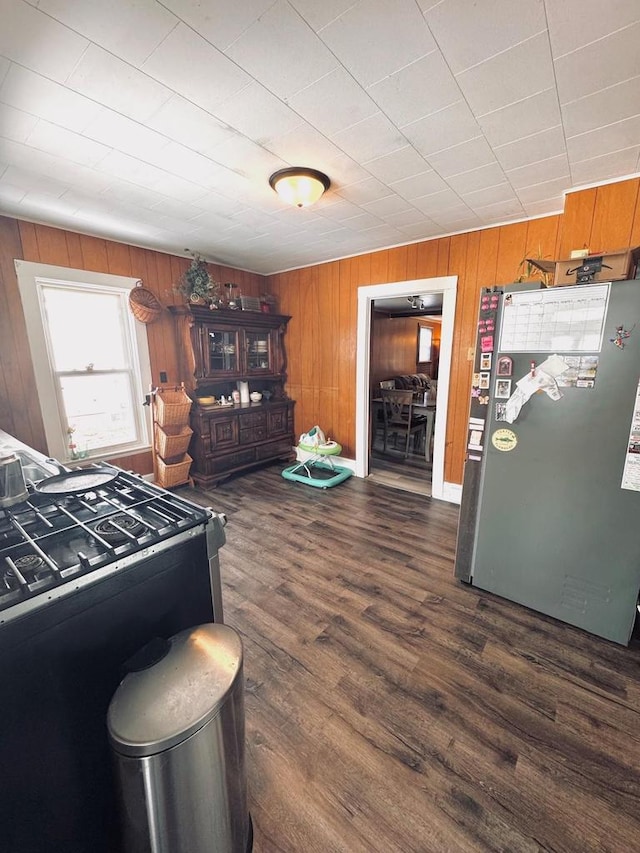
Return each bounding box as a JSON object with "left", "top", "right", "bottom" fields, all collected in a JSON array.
[{"left": 380, "top": 389, "right": 427, "bottom": 458}]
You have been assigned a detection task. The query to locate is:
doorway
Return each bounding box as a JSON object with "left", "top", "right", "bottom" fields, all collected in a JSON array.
[
  {"left": 355, "top": 277, "right": 457, "bottom": 502},
  {"left": 369, "top": 306, "right": 441, "bottom": 496}
]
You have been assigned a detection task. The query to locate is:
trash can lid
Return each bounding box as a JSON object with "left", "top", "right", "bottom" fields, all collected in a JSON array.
[{"left": 107, "top": 623, "right": 243, "bottom": 757}]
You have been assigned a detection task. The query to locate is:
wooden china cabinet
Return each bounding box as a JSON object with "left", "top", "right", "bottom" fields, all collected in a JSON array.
[{"left": 169, "top": 305, "right": 295, "bottom": 487}]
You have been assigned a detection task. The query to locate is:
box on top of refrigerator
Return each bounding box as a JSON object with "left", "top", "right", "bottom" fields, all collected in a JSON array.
[{"left": 527, "top": 246, "right": 640, "bottom": 287}]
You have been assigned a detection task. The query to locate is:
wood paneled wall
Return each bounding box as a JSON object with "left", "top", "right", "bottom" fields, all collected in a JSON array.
[
  {"left": 269, "top": 177, "right": 640, "bottom": 486},
  {"left": 0, "top": 218, "right": 263, "bottom": 471},
  {"left": 2, "top": 178, "right": 640, "bottom": 484},
  {"left": 370, "top": 314, "right": 422, "bottom": 389},
  {"left": 417, "top": 319, "right": 441, "bottom": 379}
]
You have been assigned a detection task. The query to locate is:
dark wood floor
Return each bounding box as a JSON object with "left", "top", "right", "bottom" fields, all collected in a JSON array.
[
  {"left": 370, "top": 431, "right": 432, "bottom": 496},
  {"left": 181, "top": 466, "right": 640, "bottom": 853}
]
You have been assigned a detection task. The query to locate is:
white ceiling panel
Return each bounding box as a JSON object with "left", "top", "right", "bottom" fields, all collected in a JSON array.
[
  {"left": 0, "top": 104, "right": 39, "bottom": 143},
  {"left": 83, "top": 109, "right": 171, "bottom": 160},
  {"left": 545, "top": 0, "right": 640, "bottom": 58},
  {"left": 403, "top": 101, "right": 482, "bottom": 157},
  {"left": 477, "top": 89, "right": 563, "bottom": 148},
  {"left": 66, "top": 45, "right": 172, "bottom": 122},
  {"left": 448, "top": 162, "right": 507, "bottom": 195},
  {"left": 216, "top": 81, "right": 304, "bottom": 142},
  {"left": 367, "top": 51, "right": 461, "bottom": 129},
  {"left": 523, "top": 197, "right": 564, "bottom": 217},
  {"left": 142, "top": 23, "right": 252, "bottom": 111},
  {"left": 289, "top": 0, "right": 358, "bottom": 33},
  {"left": 225, "top": 0, "right": 338, "bottom": 100},
  {"left": 335, "top": 177, "right": 391, "bottom": 206},
  {"left": 411, "top": 188, "right": 468, "bottom": 216},
  {"left": 24, "top": 120, "right": 110, "bottom": 167},
  {"left": 561, "top": 77, "right": 640, "bottom": 138},
  {"left": 0, "top": 182, "right": 27, "bottom": 206},
  {"left": 390, "top": 169, "right": 448, "bottom": 201},
  {"left": 330, "top": 112, "right": 407, "bottom": 164},
  {"left": 0, "top": 66, "right": 100, "bottom": 133},
  {"left": 456, "top": 32, "right": 555, "bottom": 116},
  {"left": 362, "top": 194, "right": 416, "bottom": 219},
  {"left": 25, "top": 0, "right": 178, "bottom": 66},
  {"left": 462, "top": 182, "right": 518, "bottom": 209},
  {"left": 554, "top": 22, "right": 640, "bottom": 104},
  {"left": 0, "top": 0, "right": 639, "bottom": 274},
  {"left": 0, "top": 0, "right": 89, "bottom": 83},
  {"left": 426, "top": 137, "right": 496, "bottom": 178},
  {"left": 566, "top": 116, "right": 640, "bottom": 164},
  {"left": 494, "top": 127, "right": 566, "bottom": 172},
  {"left": 146, "top": 95, "right": 237, "bottom": 156},
  {"left": 517, "top": 177, "right": 570, "bottom": 205},
  {"left": 287, "top": 68, "right": 377, "bottom": 137},
  {"left": 424, "top": 0, "right": 547, "bottom": 74},
  {"left": 506, "top": 154, "right": 569, "bottom": 190},
  {"left": 473, "top": 198, "right": 525, "bottom": 221},
  {"left": 363, "top": 146, "right": 433, "bottom": 184},
  {"left": 571, "top": 145, "right": 640, "bottom": 185},
  {"left": 319, "top": 0, "right": 436, "bottom": 88}
]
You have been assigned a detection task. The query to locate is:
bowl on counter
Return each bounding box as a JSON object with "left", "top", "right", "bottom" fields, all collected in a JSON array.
[
  {"left": 249, "top": 392, "right": 262, "bottom": 402},
  {"left": 197, "top": 395, "right": 215, "bottom": 406}
]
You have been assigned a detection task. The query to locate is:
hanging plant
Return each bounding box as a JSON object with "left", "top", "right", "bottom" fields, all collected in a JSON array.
[{"left": 175, "top": 252, "right": 221, "bottom": 306}]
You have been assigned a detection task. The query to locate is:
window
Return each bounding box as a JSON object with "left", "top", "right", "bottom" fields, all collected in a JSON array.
[
  {"left": 16, "top": 261, "right": 151, "bottom": 463},
  {"left": 418, "top": 325, "right": 433, "bottom": 362}
]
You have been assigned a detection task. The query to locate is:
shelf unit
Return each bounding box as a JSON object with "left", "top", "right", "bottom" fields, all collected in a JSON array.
[
  {"left": 168, "top": 307, "right": 295, "bottom": 486},
  {"left": 151, "top": 385, "right": 193, "bottom": 488}
]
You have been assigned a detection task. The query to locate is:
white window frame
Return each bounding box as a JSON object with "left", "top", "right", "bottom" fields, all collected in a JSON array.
[
  {"left": 15, "top": 260, "right": 152, "bottom": 463},
  {"left": 418, "top": 325, "right": 433, "bottom": 362}
]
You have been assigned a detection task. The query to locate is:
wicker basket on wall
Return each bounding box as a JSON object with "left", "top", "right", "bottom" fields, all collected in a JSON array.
[
  {"left": 155, "top": 387, "right": 192, "bottom": 426},
  {"left": 129, "top": 281, "right": 163, "bottom": 324}
]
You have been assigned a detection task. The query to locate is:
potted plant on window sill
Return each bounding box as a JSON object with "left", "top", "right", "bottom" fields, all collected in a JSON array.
[{"left": 175, "top": 253, "right": 222, "bottom": 308}]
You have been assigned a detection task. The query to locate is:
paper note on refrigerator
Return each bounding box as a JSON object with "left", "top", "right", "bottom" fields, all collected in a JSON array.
[
  {"left": 621, "top": 378, "right": 640, "bottom": 490},
  {"left": 502, "top": 355, "right": 569, "bottom": 423}
]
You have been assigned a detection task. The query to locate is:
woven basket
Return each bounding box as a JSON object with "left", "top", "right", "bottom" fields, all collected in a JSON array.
[
  {"left": 155, "top": 423, "right": 193, "bottom": 459},
  {"left": 156, "top": 453, "right": 192, "bottom": 488},
  {"left": 155, "top": 388, "right": 192, "bottom": 426},
  {"left": 129, "top": 282, "right": 163, "bottom": 324}
]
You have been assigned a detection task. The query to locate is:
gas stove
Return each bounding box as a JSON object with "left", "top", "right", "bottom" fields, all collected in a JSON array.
[
  {"left": 0, "top": 464, "right": 217, "bottom": 625},
  {"left": 0, "top": 451, "right": 226, "bottom": 853}
]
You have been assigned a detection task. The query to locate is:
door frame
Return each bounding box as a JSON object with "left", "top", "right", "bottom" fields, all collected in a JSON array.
[{"left": 355, "top": 276, "right": 457, "bottom": 501}]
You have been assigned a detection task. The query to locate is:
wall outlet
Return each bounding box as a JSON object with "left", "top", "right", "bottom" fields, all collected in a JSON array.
[
  {"left": 467, "top": 346, "right": 475, "bottom": 362},
  {"left": 159, "top": 371, "right": 167, "bottom": 383}
]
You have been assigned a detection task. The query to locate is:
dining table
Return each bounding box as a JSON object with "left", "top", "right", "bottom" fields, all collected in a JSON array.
[{"left": 371, "top": 394, "right": 436, "bottom": 463}]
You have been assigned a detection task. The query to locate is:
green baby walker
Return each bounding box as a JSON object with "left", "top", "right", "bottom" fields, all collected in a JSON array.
[{"left": 282, "top": 426, "right": 353, "bottom": 489}]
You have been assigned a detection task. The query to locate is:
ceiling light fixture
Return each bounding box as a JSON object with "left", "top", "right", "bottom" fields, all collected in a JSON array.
[{"left": 269, "top": 167, "right": 330, "bottom": 208}]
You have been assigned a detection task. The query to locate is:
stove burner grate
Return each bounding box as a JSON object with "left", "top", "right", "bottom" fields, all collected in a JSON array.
[
  {"left": 14, "top": 554, "right": 46, "bottom": 573},
  {"left": 94, "top": 514, "right": 145, "bottom": 545}
]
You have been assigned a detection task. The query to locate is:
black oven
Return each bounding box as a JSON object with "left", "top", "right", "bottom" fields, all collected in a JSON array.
[{"left": 0, "top": 453, "right": 225, "bottom": 853}]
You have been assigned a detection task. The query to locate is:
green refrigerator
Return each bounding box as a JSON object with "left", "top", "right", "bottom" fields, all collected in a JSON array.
[{"left": 455, "top": 279, "right": 640, "bottom": 645}]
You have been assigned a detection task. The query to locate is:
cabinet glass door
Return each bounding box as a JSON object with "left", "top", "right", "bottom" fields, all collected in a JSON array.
[
  {"left": 246, "top": 330, "right": 271, "bottom": 373},
  {"left": 206, "top": 327, "right": 239, "bottom": 374}
]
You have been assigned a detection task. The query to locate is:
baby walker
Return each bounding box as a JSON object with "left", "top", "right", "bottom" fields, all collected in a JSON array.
[{"left": 282, "top": 426, "right": 352, "bottom": 489}]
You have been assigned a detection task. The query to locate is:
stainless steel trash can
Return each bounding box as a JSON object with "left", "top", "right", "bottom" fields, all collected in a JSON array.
[{"left": 107, "top": 624, "right": 252, "bottom": 853}]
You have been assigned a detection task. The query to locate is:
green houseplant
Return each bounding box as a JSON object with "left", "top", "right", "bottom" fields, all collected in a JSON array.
[
  {"left": 175, "top": 253, "right": 221, "bottom": 306},
  {"left": 516, "top": 246, "right": 553, "bottom": 287}
]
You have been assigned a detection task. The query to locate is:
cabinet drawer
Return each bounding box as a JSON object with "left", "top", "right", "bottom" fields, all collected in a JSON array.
[
  {"left": 240, "top": 410, "right": 266, "bottom": 428},
  {"left": 210, "top": 448, "right": 257, "bottom": 473},
  {"left": 256, "top": 438, "right": 293, "bottom": 460},
  {"left": 209, "top": 416, "right": 238, "bottom": 450},
  {"left": 239, "top": 426, "right": 267, "bottom": 445}
]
